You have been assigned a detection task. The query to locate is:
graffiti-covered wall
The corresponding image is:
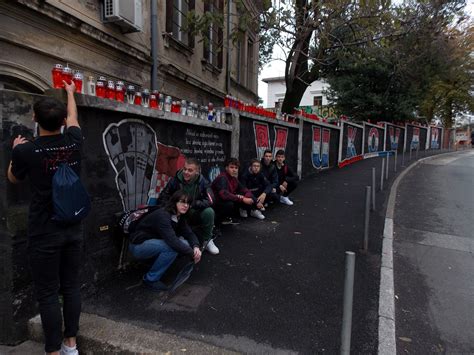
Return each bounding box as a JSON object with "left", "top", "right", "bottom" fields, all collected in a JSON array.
[
  {"left": 338, "top": 121, "right": 364, "bottom": 167},
  {"left": 406, "top": 124, "right": 428, "bottom": 151},
  {"left": 238, "top": 114, "right": 299, "bottom": 173},
  {"left": 301, "top": 120, "right": 340, "bottom": 176},
  {"left": 363, "top": 122, "right": 385, "bottom": 158},
  {"left": 384, "top": 123, "right": 406, "bottom": 153}
]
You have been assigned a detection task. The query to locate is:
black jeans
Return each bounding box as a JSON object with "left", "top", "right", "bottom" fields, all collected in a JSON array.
[{"left": 28, "top": 226, "right": 83, "bottom": 353}]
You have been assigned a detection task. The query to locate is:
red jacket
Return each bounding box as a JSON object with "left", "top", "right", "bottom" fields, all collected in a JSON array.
[{"left": 211, "top": 171, "right": 254, "bottom": 203}]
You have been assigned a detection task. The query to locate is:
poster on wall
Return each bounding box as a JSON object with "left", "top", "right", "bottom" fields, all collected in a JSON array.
[
  {"left": 406, "top": 124, "right": 428, "bottom": 151},
  {"left": 103, "top": 119, "right": 227, "bottom": 210},
  {"left": 338, "top": 121, "right": 363, "bottom": 167},
  {"left": 429, "top": 126, "right": 442, "bottom": 149},
  {"left": 311, "top": 125, "right": 331, "bottom": 169},
  {"left": 273, "top": 126, "right": 288, "bottom": 155},
  {"left": 384, "top": 123, "right": 405, "bottom": 153},
  {"left": 253, "top": 122, "right": 271, "bottom": 160},
  {"left": 363, "top": 122, "right": 385, "bottom": 158}
]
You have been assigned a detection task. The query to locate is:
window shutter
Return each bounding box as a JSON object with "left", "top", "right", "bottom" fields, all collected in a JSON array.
[{"left": 166, "top": 0, "right": 173, "bottom": 34}]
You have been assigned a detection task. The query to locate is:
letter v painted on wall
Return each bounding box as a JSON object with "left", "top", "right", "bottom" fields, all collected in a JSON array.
[{"left": 312, "top": 126, "right": 330, "bottom": 169}]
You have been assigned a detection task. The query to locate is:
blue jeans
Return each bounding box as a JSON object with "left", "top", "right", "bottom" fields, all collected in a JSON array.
[{"left": 129, "top": 239, "right": 189, "bottom": 282}]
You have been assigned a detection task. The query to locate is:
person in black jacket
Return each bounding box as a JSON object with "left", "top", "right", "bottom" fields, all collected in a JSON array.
[
  {"left": 129, "top": 190, "right": 202, "bottom": 291},
  {"left": 274, "top": 150, "right": 299, "bottom": 205},
  {"left": 260, "top": 149, "right": 280, "bottom": 205},
  {"left": 156, "top": 158, "right": 219, "bottom": 254},
  {"left": 240, "top": 159, "right": 270, "bottom": 219}
]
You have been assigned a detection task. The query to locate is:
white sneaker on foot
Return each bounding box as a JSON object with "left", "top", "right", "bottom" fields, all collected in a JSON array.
[
  {"left": 279, "top": 195, "right": 294, "bottom": 205},
  {"left": 205, "top": 239, "right": 220, "bottom": 255},
  {"left": 60, "top": 343, "right": 79, "bottom": 355},
  {"left": 250, "top": 209, "right": 265, "bottom": 220},
  {"left": 239, "top": 208, "right": 248, "bottom": 218}
]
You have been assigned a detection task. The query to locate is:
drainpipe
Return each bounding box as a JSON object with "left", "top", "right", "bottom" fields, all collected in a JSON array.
[
  {"left": 225, "top": 0, "right": 231, "bottom": 94},
  {"left": 151, "top": 0, "right": 158, "bottom": 90}
]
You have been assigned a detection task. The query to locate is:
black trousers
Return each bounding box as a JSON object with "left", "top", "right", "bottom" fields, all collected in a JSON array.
[
  {"left": 28, "top": 226, "right": 83, "bottom": 353},
  {"left": 214, "top": 200, "right": 247, "bottom": 223}
]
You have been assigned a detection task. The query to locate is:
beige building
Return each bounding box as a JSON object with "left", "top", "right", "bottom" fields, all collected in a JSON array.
[{"left": 0, "top": 0, "right": 260, "bottom": 105}]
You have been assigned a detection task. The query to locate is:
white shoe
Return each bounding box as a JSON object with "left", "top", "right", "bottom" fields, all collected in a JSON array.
[
  {"left": 60, "top": 343, "right": 79, "bottom": 355},
  {"left": 239, "top": 208, "right": 248, "bottom": 218},
  {"left": 205, "top": 239, "right": 220, "bottom": 255},
  {"left": 250, "top": 209, "right": 265, "bottom": 220},
  {"left": 279, "top": 196, "right": 294, "bottom": 205}
]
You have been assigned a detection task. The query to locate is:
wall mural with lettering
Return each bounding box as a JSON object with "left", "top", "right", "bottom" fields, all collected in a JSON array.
[
  {"left": 103, "top": 119, "right": 228, "bottom": 211},
  {"left": 429, "top": 127, "right": 442, "bottom": 149},
  {"left": 339, "top": 122, "right": 363, "bottom": 167},
  {"left": 363, "top": 122, "right": 385, "bottom": 158},
  {"left": 406, "top": 124, "right": 427, "bottom": 151},
  {"left": 301, "top": 120, "right": 340, "bottom": 176},
  {"left": 238, "top": 116, "right": 298, "bottom": 173},
  {"left": 384, "top": 123, "right": 405, "bottom": 153}
]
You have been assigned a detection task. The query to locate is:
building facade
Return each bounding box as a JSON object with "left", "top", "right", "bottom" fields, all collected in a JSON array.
[{"left": 0, "top": 0, "right": 260, "bottom": 105}]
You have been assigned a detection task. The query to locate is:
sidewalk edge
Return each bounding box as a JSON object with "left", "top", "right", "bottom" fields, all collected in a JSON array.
[{"left": 377, "top": 151, "right": 456, "bottom": 355}]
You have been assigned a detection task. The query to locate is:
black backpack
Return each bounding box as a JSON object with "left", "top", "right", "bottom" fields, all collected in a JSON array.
[{"left": 32, "top": 140, "right": 91, "bottom": 224}]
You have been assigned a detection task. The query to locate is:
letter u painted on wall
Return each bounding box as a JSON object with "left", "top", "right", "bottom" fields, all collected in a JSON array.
[
  {"left": 411, "top": 127, "right": 420, "bottom": 150},
  {"left": 431, "top": 127, "right": 440, "bottom": 149},
  {"left": 389, "top": 126, "right": 400, "bottom": 150},
  {"left": 312, "top": 126, "right": 330, "bottom": 169}
]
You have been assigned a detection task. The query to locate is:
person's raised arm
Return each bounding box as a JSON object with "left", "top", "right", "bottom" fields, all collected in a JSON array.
[{"left": 63, "top": 80, "right": 79, "bottom": 128}]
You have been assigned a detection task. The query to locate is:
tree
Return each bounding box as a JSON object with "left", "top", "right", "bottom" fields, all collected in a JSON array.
[{"left": 323, "top": 0, "right": 471, "bottom": 124}]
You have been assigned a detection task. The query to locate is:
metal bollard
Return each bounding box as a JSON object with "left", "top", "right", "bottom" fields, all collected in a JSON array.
[
  {"left": 385, "top": 153, "right": 390, "bottom": 180},
  {"left": 364, "top": 186, "right": 371, "bottom": 251},
  {"left": 394, "top": 151, "right": 398, "bottom": 172},
  {"left": 371, "top": 168, "right": 376, "bottom": 211},
  {"left": 340, "top": 251, "right": 356, "bottom": 355},
  {"left": 380, "top": 158, "right": 385, "bottom": 191}
]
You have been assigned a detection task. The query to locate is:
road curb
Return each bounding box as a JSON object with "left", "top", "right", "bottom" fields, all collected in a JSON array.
[{"left": 377, "top": 151, "right": 458, "bottom": 355}]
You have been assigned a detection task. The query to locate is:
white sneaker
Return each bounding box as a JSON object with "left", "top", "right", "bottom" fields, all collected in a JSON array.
[
  {"left": 60, "top": 343, "right": 79, "bottom": 355},
  {"left": 250, "top": 209, "right": 265, "bottom": 220},
  {"left": 279, "top": 196, "right": 294, "bottom": 205},
  {"left": 205, "top": 239, "right": 220, "bottom": 255},
  {"left": 239, "top": 208, "right": 248, "bottom": 218}
]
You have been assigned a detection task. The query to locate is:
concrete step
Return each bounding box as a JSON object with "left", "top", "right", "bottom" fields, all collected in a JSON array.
[
  {"left": 0, "top": 340, "right": 44, "bottom": 355},
  {"left": 28, "top": 313, "right": 238, "bottom": 354}
]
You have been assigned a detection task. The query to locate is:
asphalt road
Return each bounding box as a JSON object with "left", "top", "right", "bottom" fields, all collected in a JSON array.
[
  {"left": 393, "top": 150, "right": 474, "bottom": 354},
  {"left": 83, "top": 156, "right": 392, "bottom": 354}
]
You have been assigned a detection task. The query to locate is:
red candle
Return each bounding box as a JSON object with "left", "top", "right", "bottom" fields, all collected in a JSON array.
[
  {"left": 72, "top": 72, "right": 83, "bottom": 93},
  {"left": 134, "top": 92, "right": 142, "bottom": 105},
  {"left": 106, "top": 81, "right": 115, "bottom": 100},
  {"left": 150, "top": 94, "right": 158, "bottom": 108},
  {"left": 61, "top": 66, "right": 73, "bottom": 86},
  {"left": 96, "top": 81, "right": 105, "bottom": 98},
  {"left": 115, "top": 81, "right": 125, "bottom": 102},
  {"left": 52, "top": 64, "right": 63, "bottom": 88}
]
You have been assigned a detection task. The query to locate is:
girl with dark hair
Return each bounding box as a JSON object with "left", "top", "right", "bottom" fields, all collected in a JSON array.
[{"left": 128, "top": 190, "right": 202, "bottom": 291}]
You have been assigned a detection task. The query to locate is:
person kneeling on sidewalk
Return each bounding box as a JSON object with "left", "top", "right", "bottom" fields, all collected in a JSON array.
[
  {"left": 128, "top": 190, "right": 202, "bottom": 291},
  {"left": 211, "top": 158, "right": 256, "bottom": 224},
  {"left": 274, "top": 150, "right": 299, "bottom": 206},
  {"left": 239, "top": 159, "right": 270, "bottom": 220},
  {"left": 157, "top": 158, "right": 219, "bottom": 255}
]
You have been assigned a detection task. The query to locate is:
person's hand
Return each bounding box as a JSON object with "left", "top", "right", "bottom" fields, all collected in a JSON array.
[
  {"left": 257, "top": 193, "right": 266, "bottom": 204},
  {"left": 12, "top": 135, "right": 27, "bottom": 149},
  {"left": 193, "top": 247, "right": 202, "bottom": 264},
  {"left": 256, "top": 201, "right": 264, "bottom": 210},
  {"left": 242, "top": 197, "right": 254, "bottom": 205},
  {"left": 282, "top": 181, "right": 288, "bottom": 189},
  {"left": 279, "top": 184, "right": 287, "bottom": 193},
  {"left": 272, "top": 188, "right": 276, "bottom": 193},
  {"left": 63, "top": 80, "right": 76, "bottom": 94}
]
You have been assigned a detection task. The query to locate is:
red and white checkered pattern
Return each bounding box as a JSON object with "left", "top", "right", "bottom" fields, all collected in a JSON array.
[{"left": 154, "top": 174, "right": 171, "bottom": 195}]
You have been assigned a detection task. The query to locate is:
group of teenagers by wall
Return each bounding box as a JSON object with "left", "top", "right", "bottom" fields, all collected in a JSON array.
[{"left": 126, "top": 148, "right": 299, "bottom": 292}]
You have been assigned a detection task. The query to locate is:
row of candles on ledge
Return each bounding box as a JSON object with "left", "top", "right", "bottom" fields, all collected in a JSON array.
[{"left": 52, "top": 64, "right": 227, "bottom": 122}]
